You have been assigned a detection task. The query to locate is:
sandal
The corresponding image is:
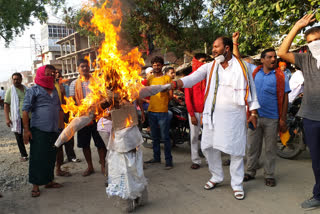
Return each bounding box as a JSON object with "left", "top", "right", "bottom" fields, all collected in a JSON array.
[
  {"left": 45, "top": 182, "right": 63, "bottom": 189},
  {"left": 265, "top": 178, "right": 276, "bottom": 187},
  {"left": 82, "top": 168, "right": 94, "bottom": 177},
  {"left": 190, "top": 163, "right": 200, "bottom": 169},
  {"left": 20, "top": 157, "right": 28, "bottom": 162},
  {"left": 56, "top": 170, "right": 71, "bottom": 177},
  {"left": 243, "top": 173, "right": 255, "bottom": 182},
  {"left": 31, "top": 190, "right": 40, "bottom": 197},
  {"left": 233, "top": 190, "right": 245, "bottom": 200},
  {"left": 204, "top": 180, "right": 219, "bottom": 190}
]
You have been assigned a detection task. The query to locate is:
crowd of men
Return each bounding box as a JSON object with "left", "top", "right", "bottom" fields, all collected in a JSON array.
[{"left": 0, "top": 14, "right": 319, "bottom": 209}]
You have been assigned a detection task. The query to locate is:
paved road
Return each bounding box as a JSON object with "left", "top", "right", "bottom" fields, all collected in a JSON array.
[{"left": 0, "top": 109, "right": 318, "bottom": 213}]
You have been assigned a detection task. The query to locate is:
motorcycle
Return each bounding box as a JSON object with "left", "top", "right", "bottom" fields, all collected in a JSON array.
[
  {"left": 138, "top": 93, "right": 190, "bottom": 148},
  {"left": 277, "top": 95, "right": 306, "bottom": 159}
]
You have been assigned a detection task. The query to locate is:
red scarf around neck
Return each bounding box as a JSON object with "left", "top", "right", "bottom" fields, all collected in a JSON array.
[{"left": 252, "top": 65, "right": 285, "bottom": 119}]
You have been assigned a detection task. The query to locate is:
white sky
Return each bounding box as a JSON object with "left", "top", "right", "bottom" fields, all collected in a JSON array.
[{"left": 0, "top": 0, "right": 85, "bottom": 82}]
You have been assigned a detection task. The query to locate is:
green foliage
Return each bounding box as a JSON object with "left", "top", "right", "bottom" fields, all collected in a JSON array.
[
  {"left": 64, "top": 0, "right": 223, "bottom": 57},
  {"left": 63, "top": 0, "right": 110, "bottom": 48},
  {"left": 0, "top": 0, "right": 65, "bottom": 46},
  {"left": 209, "top": 0, "right": 320, "bottom": 55},
  {"left": 64, "top": 0, "right": 320, "bottom": 57},
  {"left": 121, "top": 0, "right": 224, "bottom": 57}
]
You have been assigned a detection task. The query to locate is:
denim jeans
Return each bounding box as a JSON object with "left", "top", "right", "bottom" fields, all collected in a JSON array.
[
  {"left": 148, "top": 112, "right": 172, "bottom": 165},
  {"left": 303, "top": 118, "right": 320, "bottom": 200}
]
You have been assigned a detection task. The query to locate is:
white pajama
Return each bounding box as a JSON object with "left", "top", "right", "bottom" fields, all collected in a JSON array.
[
  {"left": 203, "top": 147, "right": 244, "bottom": 191},
  {"left": 188, "top": 112, "right": 202, "bottom": 165},
  {"left": 181, "top": 56, "right": 260, "bottom": 192}
]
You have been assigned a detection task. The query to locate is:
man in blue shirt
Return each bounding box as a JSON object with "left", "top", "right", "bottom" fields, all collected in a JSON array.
[
  {"left": 244, "top": 48, "right": 290, "bottom": 187},
  {"left": 22, "top": 65, "right": 64, "bottom": 197}
]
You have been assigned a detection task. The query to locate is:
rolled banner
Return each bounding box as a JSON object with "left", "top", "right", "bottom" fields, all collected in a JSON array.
[
  {"left": 138, "top": 84, "right": 171, "bottom": 99},
  {"left": 55, "top": 113, "right": 95, "bottom": 147}
]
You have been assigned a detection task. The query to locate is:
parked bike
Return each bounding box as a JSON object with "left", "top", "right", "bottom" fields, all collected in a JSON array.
[{"left": 277, "top": 95, "right": 306, "bottom": 159}]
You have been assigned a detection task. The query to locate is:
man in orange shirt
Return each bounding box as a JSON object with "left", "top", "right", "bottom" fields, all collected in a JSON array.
[{"left": 144, "top": 56, "right": 173, "bottom": 169}]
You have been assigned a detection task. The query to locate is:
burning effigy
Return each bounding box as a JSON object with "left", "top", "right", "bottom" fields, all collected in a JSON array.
[{"left": 53, "top": 0, "right": 170, "bottom": 212}]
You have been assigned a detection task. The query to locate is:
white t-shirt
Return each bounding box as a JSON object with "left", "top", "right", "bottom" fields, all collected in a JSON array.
[{"left": 0, "top": 89, "right": 5, "bottom": 99}]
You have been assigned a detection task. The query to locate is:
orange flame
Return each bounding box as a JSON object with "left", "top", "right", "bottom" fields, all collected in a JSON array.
[
  {"left": 62, "top": 0, "right": 144, "bottom": 123},
  {"left": 125, "top": 114, "right": 133, "bottom": 128}
]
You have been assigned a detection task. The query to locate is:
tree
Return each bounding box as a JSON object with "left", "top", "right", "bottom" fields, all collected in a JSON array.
[
  {"left": 64, "top": 0, "right": 224, "bottom": 57},
  {"left": 0, "top": 0, "right": 65, "bottom": 46},
  {"left": 209, "top": 0, "right": 320, "bottom": 55},
  {"left": 65, "top": 0, "right": 320, "bottom": 57},
  {"left": 63, "top": 0, "right": 110, "bottom": 48},
  {"left": 121, "top": 0, "right": 224, "bottom": 57}
]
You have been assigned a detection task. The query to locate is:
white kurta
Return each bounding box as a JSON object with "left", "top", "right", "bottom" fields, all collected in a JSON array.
[
  {"left": 181, "top": 56, "right": 260, "bottom": 157},
  {"left": 288, "top": 70, "right": 304, "bottom": 103}
]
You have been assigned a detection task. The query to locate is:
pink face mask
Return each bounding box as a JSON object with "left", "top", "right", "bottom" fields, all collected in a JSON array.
[{"left": 34, "top": 66, "right": 54, "bottom": 89}]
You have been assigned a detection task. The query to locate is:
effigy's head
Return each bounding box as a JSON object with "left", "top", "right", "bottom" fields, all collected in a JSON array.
[{"left": 62, "top": 0, "right": 144, "bottom": 124}]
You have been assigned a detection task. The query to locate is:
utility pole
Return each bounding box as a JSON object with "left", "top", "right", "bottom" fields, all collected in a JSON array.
[{"left": 30, "top": 34, "right": 43, "bottom": 67}]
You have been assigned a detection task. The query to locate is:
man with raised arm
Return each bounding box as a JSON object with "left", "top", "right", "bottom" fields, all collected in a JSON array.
[
  {"left": 171, "top": 36, "right": 260, "bottom": 200},
  {"left": 278, "top": 14, "right": 320, "bottom": 209}
]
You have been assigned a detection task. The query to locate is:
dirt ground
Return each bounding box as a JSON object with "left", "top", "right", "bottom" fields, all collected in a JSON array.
[{"left": 0, "top": 109, "right": 319, "bottom": 214}]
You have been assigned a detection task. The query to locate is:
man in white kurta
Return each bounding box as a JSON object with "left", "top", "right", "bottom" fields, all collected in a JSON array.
[
  {"left": 172, "top": 37, "right": 260, "bottom": 199},
  {"left": 288, "top": 69, "right": 304, "bottom": 103}
]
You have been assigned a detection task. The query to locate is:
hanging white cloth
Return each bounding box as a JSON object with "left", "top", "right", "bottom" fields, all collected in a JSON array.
[
  {"left": 106, "top": 148, "right": 147, "bottom": 200},
  {"left": 10, "top": 86, "right": 24, "bottom": 134}
]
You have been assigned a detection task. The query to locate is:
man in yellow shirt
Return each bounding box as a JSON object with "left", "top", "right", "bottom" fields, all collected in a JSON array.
[{"left": 144, "top": 56, "right": 173, "bottom": 169}]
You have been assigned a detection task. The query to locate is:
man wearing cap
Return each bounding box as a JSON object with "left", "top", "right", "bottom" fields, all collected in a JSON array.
[{"left": 279, "top": 61, "right": 292, "bottom": 80}]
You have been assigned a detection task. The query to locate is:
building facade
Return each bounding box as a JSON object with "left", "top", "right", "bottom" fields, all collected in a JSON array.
[
  {"left": 33, "top": 23, "right": 74, "bottom": 73},
  {"left": 56, "top": 32, "right": 97, "bottom": 79}
]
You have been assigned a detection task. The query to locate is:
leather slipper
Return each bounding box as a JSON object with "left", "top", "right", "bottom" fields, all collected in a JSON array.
[
  {"left": 56, "top": 170, "right": 71, "bottom": 177},
  {"left": 31, "top": 190, "right": 40, "bottom": 197},
  {"left": 190, "top": 163, "right": 200, "bottom": 169},
  {"left": 45, "top": 182, "right": 63, "bottom": 189}
]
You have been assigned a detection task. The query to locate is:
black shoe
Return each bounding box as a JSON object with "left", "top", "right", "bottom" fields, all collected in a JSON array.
[
  {"left": 243, "top": 173, "right": 255, "bottom": 182},
  {"left": 165, "top": 164, "right": 173, "bottom": 170},
  {"left": 144, "top": 159, "right": 161, "bottom": 164}
]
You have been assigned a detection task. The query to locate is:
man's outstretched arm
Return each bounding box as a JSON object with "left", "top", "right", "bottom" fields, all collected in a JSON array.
[{"left": 278, "top": 14, "right": 316, "bottom": 64}]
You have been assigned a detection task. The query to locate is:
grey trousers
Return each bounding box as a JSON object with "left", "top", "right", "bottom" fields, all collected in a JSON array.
[{"left": 245, "top": 117, "right": 278, "bottom": 179}]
